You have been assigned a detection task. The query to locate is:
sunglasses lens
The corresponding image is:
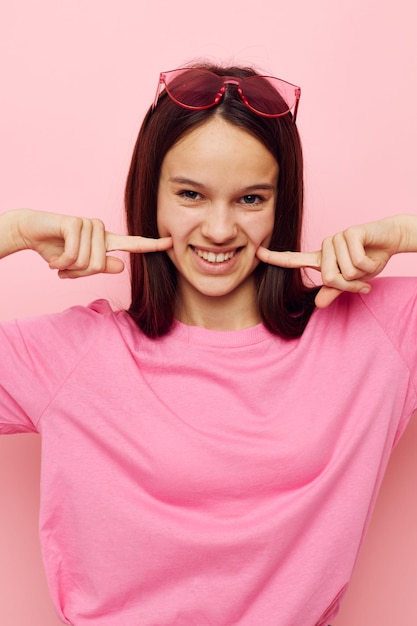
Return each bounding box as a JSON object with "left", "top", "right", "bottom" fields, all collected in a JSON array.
[
  {"left": 160, "top": 69, "right": 299, "bottom": 118},
  {"left": 165, "top": 69, "right": 223, "bottom": 109},
  {"left": 242, "top": 76, "right": 296, "bottom": 116}
]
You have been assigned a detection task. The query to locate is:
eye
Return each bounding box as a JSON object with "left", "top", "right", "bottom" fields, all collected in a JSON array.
[
  {"left": 240, "top": 194, "right": 263, "bottom": 205},
  {"left": 178, "top": 190, "right": 202, "bottom": 201}
]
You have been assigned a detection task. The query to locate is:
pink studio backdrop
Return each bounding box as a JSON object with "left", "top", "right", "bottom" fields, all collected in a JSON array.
[{"left": 1, "top": 1, "right": 416, "bottom": 624}]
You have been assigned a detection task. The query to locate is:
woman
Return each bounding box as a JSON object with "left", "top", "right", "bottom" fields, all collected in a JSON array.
[{"left": 0, "top": 64, "right": 416, "bottom": 626}]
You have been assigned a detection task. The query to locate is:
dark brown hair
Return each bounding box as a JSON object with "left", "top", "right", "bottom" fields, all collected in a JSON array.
[{"left": 125, "top": 63, "right": 318, "bottom": 337}]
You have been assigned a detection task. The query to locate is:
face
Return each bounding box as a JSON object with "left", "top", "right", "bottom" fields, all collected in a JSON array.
[{"left": 157, "top": 115, "right": 278, "bottom": 325}]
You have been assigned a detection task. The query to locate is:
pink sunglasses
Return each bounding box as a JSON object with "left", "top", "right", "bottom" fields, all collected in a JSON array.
[{"left": 152, "top": 68, "right": 301, "bottom": 122}]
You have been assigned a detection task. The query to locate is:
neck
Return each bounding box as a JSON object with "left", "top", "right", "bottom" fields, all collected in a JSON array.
[{"left": 175, "top": 281, "right": 261, "bottom": 331}]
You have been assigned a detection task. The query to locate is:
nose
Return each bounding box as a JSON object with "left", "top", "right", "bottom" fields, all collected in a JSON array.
[{"left": 200, "top": 203, "right": 238, "bottom": 243}]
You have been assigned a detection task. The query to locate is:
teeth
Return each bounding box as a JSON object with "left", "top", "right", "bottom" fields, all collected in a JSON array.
[{"left": 195, "top": 248, "right": 236, "bottom": 263}]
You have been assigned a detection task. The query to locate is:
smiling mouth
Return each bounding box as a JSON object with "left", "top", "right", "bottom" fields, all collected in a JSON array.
[{"left": 192, "top": 247, "right": 241, "bottom": 263}]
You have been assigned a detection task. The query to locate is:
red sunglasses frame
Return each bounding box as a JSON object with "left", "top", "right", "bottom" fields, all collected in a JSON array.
[{"left": 152, "top": 68, "right": 301, "bottom": 122}]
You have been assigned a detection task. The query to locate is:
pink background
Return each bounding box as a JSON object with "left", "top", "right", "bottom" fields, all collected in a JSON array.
[{"left": 1, "top": 0, "right": 416, "bottom": 623}]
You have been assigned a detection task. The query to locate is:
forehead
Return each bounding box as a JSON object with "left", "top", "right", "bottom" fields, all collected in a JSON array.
[{"left": 160, "top": 116, "right": 279, "bottom": 182}]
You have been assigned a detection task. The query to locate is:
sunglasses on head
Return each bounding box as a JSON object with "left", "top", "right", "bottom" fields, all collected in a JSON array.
[{"left": 152, "top": 68, "right": 301, "bottom": 122}]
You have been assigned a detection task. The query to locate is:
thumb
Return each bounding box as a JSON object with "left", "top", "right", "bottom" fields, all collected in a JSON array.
[
  {"left": 314, "top": 285, "right": 343, "bottom": 309},
  {"left": 104, "top": 256, "right": 125, "bottom": 274}
]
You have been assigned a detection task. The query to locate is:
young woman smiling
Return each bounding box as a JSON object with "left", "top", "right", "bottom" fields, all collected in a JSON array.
[{"left": 0, "top": 64, "right": 417, "bottom": 626}]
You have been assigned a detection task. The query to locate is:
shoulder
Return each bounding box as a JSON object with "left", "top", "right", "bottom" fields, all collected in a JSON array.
[
  {"left": 317, "top": 276, "right": 417, "bottom": 321},
  {"left": 1, "top": 299, "right": 137, "bottom": 359},
  {"left": 308, "top": 277, "right": 417, "bottom": 375},
  {"left": 305, "top": 276, "right": 417, "bottom": 347},
  {"left": 350, "top": 276, "right": 417, "bottom": 327},
  {"left": 15, "top": 298, "right": 130, "bottom": 331},
  {"left": 359, "top": 275, "right": 417, "bottom": 305}
]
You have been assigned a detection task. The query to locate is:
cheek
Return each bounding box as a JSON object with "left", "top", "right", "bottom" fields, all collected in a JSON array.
[
  {"left": 157, "top": 213, "right": 185, "bottom": 241},
  {"left": 156, "top": 201, "right": 170, "bottom": 237},
  {"left": 262, "top": 219, "right": 275, "bottom": 247},
  {"left": 246, "top": 211, "right": 275, "bottom": 247},
  {"left": 156, "top": 205, "right": 194, "bottom": 273},
  {"left": 157, "top": 202, "right": 200, "bottom": 241}
]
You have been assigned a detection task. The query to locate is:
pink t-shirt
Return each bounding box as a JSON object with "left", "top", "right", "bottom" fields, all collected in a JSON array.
[{"left": 1, "top": 277, "right": 417, "bottom": 626}]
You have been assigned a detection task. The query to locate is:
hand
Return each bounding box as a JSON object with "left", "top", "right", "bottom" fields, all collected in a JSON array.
[
  {"left": 256, "top": 215, "right": 417, "bottom": 308},
  {"left": 14, "top": 209, "right": 172, "bottom": 278}
]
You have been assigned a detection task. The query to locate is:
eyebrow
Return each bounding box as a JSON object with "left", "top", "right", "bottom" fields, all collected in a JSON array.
[{"left": 168, "top": 176, "right": 276, "bottom": 192}]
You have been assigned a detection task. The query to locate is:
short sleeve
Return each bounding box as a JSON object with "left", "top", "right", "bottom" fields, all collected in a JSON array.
[
  {"left": 358, "top": 277, "right": 417, "bottom": 395},
  {"left": 0, "top": 300, "right": 114, "bottom": 434},
  {"left": 355, "top": 276, "right": 417, "bottom": 442}
]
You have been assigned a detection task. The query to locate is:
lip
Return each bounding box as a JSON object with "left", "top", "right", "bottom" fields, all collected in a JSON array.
[
  {"left": 190, "top": 244, "right": 243, "bottom": 274},
  {"left": 191, "top": 244, "right": 241, "bottom": 254}
]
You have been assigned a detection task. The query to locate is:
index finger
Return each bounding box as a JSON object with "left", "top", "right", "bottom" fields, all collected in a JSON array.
[
  {"left": 256, "top": 246, "right": 321, "bottom": 270},
  {"left": 106, "top": 232, "right": 173, "bottom": 253}
]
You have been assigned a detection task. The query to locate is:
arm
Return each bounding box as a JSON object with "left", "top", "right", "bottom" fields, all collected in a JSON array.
[
  {"left": 0, "top": 210, "right": 29, "bottom": 258},
  {"left": 256, "top": 215, "right": 417, "bottom": 308},
  {"left": 0, "top": 209, "right": 172, "bottom": 277}
]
